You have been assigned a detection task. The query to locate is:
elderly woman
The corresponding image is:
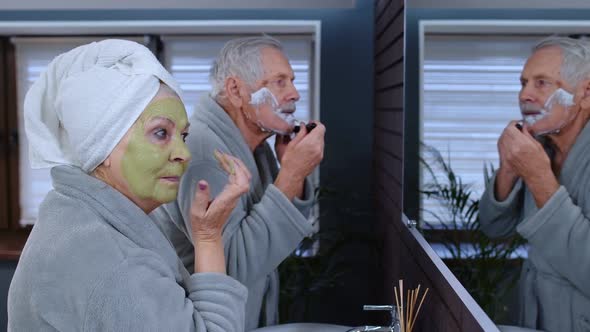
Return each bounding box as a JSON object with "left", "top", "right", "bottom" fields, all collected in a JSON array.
[{"left": 8, "top": 39, "right": 250, "bottom": 332}]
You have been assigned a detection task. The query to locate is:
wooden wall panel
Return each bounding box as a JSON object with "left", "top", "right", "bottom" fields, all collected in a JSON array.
[
  {"left": 373, "top": 1, "right": 405, "bottom": 320},
  {"left": 376, "top": 61, "right": 404, "bottom": 90},
  {"left": 373, "top": 1, "right": 496, "bottom": 330}
]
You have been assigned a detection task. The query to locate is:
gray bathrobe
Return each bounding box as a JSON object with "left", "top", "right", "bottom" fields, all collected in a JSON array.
[
  {"left": 8, "top": 165, "right": 247, "bottom": 332},
  {"left": 152, "top": 95, "right": 315, "bottom": 330},
  {"left": 480, "top": 122, "right": 590, "bottom": 332}
]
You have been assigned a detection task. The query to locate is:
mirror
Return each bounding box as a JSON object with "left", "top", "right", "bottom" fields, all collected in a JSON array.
[{"left": 416, "top": 19, "right": 590, "bottom": 328}]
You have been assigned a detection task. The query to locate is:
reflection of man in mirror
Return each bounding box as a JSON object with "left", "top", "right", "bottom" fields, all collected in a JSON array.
[
  {"left": 151, "top": 35, "right": 326, "bottom": 330},
  {"left": 480, "top": 36, "right": 590, "bottom": 332}
]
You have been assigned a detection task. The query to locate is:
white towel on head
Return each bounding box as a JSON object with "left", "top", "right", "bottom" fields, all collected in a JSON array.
[{"left": 24, "top": 39, "right": 184, "bottom": 173}]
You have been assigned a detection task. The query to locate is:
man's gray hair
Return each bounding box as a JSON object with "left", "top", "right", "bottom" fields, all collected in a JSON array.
[
  {"left": 209, "top": 35, "right": 284, "bottom": 100},
  {"left": 533, "top": 36, "right": 590, "bottom": 87}
]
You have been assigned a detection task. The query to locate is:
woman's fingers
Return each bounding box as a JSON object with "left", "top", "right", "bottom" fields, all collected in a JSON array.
[
  {"left": 190, "top": 180, "right": 210, "bottom": 221},
  {"left": 227, "top": 156, "right": 252, "bottom": 183},
  {"left": 213, "top": 151, "right": 251, "bottom": 180},
  {"left": 191, "top": 154, "right": 251, "bottom": 238},
  {"left": 234, "top": 157, "right": 252, "bottom": 180},
  {"left": 214, "top": 149, "right": 234, "bottom": 175},
  {"left": 205, "top": 152, "right": 250, "bottom": 217}
]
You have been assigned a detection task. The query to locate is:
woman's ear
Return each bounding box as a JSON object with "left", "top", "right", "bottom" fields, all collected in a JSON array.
[
  {"left": 92, "top": 160, "right": 110, "bottom": 183},
  {"left": 225, "top": 77, "right": 243, "bottom": 108},
  {"left": 102, "top": 157, "right": 112, "bottom": 168}
]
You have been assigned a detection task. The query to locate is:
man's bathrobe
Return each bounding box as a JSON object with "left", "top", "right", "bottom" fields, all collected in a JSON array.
[
  {"left": 8, "top": 166, "right": 247, "bottom": 332},
  {"left": 152, "top": 95, "right": 316, "bottom": 330},
  {"left": 480, "top": 122, "right": 590, "bottom": 332}
]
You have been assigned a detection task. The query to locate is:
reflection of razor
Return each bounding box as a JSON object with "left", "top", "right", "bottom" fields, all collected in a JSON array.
[{"left": 293, "top": 122, "right": 317, "bottom": 134}]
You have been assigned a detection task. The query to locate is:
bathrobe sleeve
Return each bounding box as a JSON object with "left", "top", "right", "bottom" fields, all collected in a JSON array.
[
  {"left": 292, "top": 177, "right": 315, "bottom": 218},
  {"left": 83, "top": 253, "right": 247, "bottom": 332},
  {"left": 479, "top": 172, "right": 525, "bottom": 239},
  {"left": 260, "top": 142, "right": 316, "bottom": 220},
  {"left": 515, "top": 185, "right": 590, "bottom": 299},
  {"left": 480, "top": 169, "right": 590, "bottom": 298},
  {"left": 176, "top": 160, "right": 315, "bottom": 286}
]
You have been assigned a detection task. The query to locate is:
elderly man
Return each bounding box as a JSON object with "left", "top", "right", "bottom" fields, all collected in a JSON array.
[
  {"left": 152, "top": 35, "right": 325, "bottom": 329},
  {"left": 479, "top": 36, "right": 590, "bottom": 332}
]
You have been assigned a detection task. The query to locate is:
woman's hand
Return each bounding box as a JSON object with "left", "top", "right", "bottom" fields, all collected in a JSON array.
[{"left": 190, "top": 152, "right": 251, "bottom": 273}]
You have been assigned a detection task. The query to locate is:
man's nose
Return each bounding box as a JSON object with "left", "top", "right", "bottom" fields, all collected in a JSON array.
[
  {"left": 519, "top": 84, "right": 536, "bottom": 104},
  {"left": 285, "top": 81, "right": 300, "bottom": 103}
]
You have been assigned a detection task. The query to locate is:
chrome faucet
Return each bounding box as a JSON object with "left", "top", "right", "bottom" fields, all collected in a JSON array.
[{"left": 346, "top": 305, "right": 401, "bottom": 332}]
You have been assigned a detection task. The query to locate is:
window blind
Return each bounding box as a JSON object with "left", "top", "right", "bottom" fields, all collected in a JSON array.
[
  {"left": 162, "top": 34, "right": 316, "bottom": 183},
  {"left": 14, "top": 34, "right": 315, "bottom": 226},
  {"left": 421, "top": 34, "right": 541, "bottom": 226},
  {"left": 161, "top": 35, "right": 313, "bottom": 120},
  {"left": 162, "top": 34, "right": 319, "bottom": 236},
  {"left": 13, "top": 36, "right": 146, "bottom": 226}
]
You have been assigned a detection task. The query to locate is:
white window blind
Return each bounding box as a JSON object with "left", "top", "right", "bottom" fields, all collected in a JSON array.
[
  {"left": 163, "top": 34, "right": 319, "bottom": 235},
  {"left": 162, "top": 34, "right": 316, "bottom": 180},
  {"left": 420, "top": 35, "right": 541, "bottom": 226},
  {"left": 162, "top": 34, "right": 314, "bottom": 121},
  {"left": 14, "top": 36, "right": 146, "bottom": 226},
  {"left": 14, "top": 34, "right": 315, "bottom": 226}
]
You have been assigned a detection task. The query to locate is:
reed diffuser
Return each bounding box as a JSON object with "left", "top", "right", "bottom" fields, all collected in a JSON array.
[{"left": 394, "top": 280, "right": 429, "bottom": 332}]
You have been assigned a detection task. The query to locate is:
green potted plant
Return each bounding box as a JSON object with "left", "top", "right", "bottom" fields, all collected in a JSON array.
[
  {"left": 420, "top": 144, "right": 526, "bottom": 323},
  {"left": 278, "top": 187, "right": 381, "bottom": 323}
]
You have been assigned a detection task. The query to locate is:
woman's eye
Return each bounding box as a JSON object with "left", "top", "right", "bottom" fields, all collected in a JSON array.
[
  {"left": 181, "top": 133, "right": 189, "bottom": 142},
  {"left": 154, "top": 129, "right": 167, "bottom": 140}
]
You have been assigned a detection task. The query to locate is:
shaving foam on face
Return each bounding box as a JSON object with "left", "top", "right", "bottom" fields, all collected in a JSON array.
[
  {"left": 520, "top": 88, "right": 576, "bottom": 136},
  {"left": 545, "top": 87, "right": 574, "bottom": 109},
  {"left": 249, "top": 87, "right": 297, "bottom": 135},
  {"left": 250, "top": 87, "right": 279, "bottom": 109},
  {"left": 523, "top": 110, "right": 549, "bottom": 126}
]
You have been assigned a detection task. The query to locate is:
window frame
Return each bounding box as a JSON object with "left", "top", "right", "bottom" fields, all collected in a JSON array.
[
  {"left": 415, "top": 19, "right": 590, "bottom": 228},
  {"left": 0, "top": 20, "right": 322, "bottom": 258},
  {"left": 0, "top": 37, "right": 31, "bottom": 258},
  {"left": 0, "top": 38, "right": 10, "bottom": 230},
  {"left": 412, "top": 20, "right": 590, "bottom": 263}
]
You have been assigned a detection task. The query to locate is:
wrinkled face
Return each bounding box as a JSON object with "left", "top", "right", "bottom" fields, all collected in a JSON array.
[
  {"left": 106, "top": 89, "right": 191, "bottom": 207},
  {"left": 519, "top": 46, "right": 575, "bottom": 135},
  {"left": 244, "top": 47, "right": 300, "bottom": 134}
]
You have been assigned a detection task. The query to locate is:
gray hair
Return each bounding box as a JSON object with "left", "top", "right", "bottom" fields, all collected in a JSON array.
[
  {"left": 533, "top": 36, "right": 590, "bottom": 87},
  {"left": 209, "top": 35, "right": 284, "bottom": 100}
]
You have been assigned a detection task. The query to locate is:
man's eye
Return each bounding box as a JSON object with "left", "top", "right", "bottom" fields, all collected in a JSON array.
[
  {"left": 276, "top": 79, "right": 286, "bottom": 88},
  {"left": 154, "top": 129, "right": 167, "bottom": 140},
  {"left": 536, "top": 79, "right": 552, "bottom": 88},
  {"left": 181, "top": 133, "right": 189, "bottom": 142}
]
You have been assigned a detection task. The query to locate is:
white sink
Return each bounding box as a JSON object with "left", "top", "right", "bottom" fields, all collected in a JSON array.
[{"left": 251, "top": 323, "right": 352, "bottom": 332}]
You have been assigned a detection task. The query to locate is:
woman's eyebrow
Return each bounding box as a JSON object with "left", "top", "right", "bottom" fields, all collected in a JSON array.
[{"left": 149, "top": 116, "right": 175, "bottom": 127}]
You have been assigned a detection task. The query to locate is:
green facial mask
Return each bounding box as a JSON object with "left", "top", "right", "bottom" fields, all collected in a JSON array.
[{"left": 122, "top": 97, "right": 190, "bottom": 203}]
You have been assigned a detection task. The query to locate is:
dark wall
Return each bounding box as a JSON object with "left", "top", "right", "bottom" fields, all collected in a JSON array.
[
  {"left": 0, "top": 2, "right": 376, "bottom": 329},
  {"left": 372, "top": 2, "right": 495, "bottom": 328},
  {"left": 373, "top": 0, "right": 405, "bottom": 310},
  {"left": 404, "top": 7, "right": 590, "bottom": 221},
  {"left": 0, "top": 261, "right": 16, "bottom": 329}
]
